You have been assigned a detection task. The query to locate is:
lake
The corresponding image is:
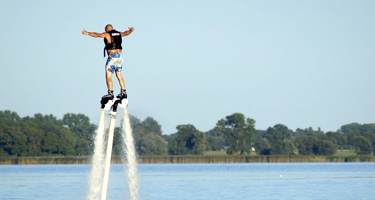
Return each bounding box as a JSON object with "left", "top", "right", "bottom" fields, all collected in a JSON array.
[{"left": 1, "top": 163, "right": 374, "bottom": 200}]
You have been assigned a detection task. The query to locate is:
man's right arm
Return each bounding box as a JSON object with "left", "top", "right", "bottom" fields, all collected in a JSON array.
[
  {"left": 82, "top": 29, "right": 106, "bottom": 38},
  {"left": 120, "top": 27, "right": 135, "bottom": 37}
]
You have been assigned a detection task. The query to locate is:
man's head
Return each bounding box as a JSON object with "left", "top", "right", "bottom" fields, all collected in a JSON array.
[{"left": 105, "top": 24, "right": 113, "bottom": 32}]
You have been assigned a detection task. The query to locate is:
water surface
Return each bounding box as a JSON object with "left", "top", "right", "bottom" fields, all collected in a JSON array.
[{"left": 1, "top": 163, "right": 374, "bottom": 200}]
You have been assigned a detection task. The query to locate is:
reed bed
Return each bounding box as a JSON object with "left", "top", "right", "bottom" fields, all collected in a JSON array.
[{"left": 1, "top": 155, "right": 374, "bottom": 165}]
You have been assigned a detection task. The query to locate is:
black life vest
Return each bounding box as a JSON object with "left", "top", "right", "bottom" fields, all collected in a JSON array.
[{"left": 103, "top": 30, "right": 122, "bottom": 57}]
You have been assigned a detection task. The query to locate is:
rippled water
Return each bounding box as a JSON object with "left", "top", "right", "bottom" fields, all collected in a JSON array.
[{"left": 1, "top": 163, "right": 374, "bottom": 200}]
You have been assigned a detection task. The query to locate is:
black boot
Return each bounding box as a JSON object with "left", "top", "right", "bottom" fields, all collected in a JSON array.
[
  {"left": 117, "top": 89, "right": 127, "bottom": 99},
  {"left": 102, "top": 90, "right": 114, "bottom": 100}
]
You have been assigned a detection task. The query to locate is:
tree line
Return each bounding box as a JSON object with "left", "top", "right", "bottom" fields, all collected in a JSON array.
[{"left": 1, "top": 110, "right": 374, "bottom": 157}]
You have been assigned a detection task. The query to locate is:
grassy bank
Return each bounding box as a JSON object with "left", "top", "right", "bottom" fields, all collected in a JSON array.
[{"left": 1, "top": 154, "right": 374, "bottom": 165}]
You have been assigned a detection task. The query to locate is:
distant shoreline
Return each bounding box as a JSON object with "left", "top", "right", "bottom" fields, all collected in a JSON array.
[{"left": 1, "top": 155, "right": 374, "bottom": 165}]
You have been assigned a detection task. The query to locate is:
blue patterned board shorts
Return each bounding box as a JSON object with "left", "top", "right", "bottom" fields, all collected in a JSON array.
[{"left": 105, "top": 53, "right": 123, "bottom": 73}]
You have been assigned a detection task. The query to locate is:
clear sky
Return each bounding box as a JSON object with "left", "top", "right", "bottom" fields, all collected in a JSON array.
[{"left": 0, "top": 0, "right": 374, "bottom": 134}]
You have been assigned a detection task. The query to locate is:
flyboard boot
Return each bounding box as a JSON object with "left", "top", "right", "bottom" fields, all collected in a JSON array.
[
  {"left": 100, "top": 90, "right": 115, "bottom": 110},
  {"left": 109, "top": 90, "right": 128, "bottom": 116},
  {"left": 116, "top": 89, "right": 128, "bottom": 108}
]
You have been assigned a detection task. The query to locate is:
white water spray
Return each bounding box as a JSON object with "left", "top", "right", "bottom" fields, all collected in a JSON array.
[
  {"left": 86, "top": 109, "right": 107, "bottom": 200},
  {"left": 86, "top": 106, "right": 138, "bottom": 200},
  {"left": 121, "top": 108, "right": 139, "bottom": 200}
]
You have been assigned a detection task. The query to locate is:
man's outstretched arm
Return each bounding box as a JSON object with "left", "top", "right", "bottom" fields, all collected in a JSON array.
[
  {"left": 82, "top": 29, "right": 106, "bottom": 38},
  {"left": 121, "top": 27, "right": 135, "bottom": 37}
]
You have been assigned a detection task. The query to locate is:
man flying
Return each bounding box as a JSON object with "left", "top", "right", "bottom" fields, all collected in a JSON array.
[{"left": 82, "top": 24, "right": 135, "bottom": 101}]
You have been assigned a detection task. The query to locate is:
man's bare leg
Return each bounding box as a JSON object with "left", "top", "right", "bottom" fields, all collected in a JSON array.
[
  {"left": 106, "top": 69, "right": 113, "bottom": 91},
  {"left": 101, "top": 68, "right": 115, "bottom": 99},
  {"left": 115, "top": 71, "right": 127, "bottom": 99},
  {"left": 115, "top": 71, "right": 126, "bottom": 90}
]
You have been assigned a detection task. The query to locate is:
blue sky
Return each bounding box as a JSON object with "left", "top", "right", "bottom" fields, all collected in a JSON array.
[{"left": 0, "top": 0, "right": 374, "bottom": 134}]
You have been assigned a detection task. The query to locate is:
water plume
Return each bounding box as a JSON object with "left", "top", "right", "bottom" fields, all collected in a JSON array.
[
  {"left": 86, "top": 110, "right": 107, "bottom": 200},
  {"left": 121, "top": 108, "right": 139, "bottom": 200}
]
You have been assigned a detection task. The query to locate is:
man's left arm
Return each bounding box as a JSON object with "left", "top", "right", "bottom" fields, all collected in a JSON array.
[{"left": 121, "top": 27, "right": 135, "bottom": 37}]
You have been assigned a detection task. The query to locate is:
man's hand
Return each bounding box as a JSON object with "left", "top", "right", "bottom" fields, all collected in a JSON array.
[
  {"left": 129, "top": 27, "right": 135, "bottom": 32},
  {"left": 82, "top": 29, "right": 88, "bottom": 35}
]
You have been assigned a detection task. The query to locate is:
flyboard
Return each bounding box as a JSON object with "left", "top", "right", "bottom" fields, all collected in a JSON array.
[
  {"left": 100, "top": 96, "right": 128, "bottom": 200},
  {"left": 100, "top": 97, "right": 128, "bottom": 115}
]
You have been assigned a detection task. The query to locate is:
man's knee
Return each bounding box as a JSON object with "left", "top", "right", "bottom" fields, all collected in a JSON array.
[
  {"left": 115, "top": 71, "right": 122, "bottom": 77},
  {"left": 106, "top": 70, "right": 113, "bottom": 76}
]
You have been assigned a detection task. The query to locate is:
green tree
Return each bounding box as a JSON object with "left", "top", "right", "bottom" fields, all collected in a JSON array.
[
  {"left": 0, "top": 110, "right": 21, "bottom": 123},
  {"left": 326, "top": 131, "right": 347, "bottom": 150},
  {"left": 167, "top": 124, "right": 206, "bottom": 155},
  {"left": 273, "top": 124, "right": 292, "bottom": 139},
  {"left": 281, "top": 139, "right": 295, "bottom": 155},
  {"left": 340, "top": 123, "right": 363, "bottom": 135},
  {"left": 265, "top": 124, "right": 294, "bottom": 155},
  {"left": 0, "top": 111, "right": 23, "bottom": 156},
  {"left": 42, "top": 132, "right": 59, "bottom": 155},
  {"left": 11, "top": 136, "right": 28, "bottom": 156},
  {"left": 254, "top": 139, "right": 271, "bottom": 155},
  {"left": 24, "top": 127, "right": 45, "bottom": 156},
  {"left": 132, "top": 117, "right": 167, "bottom": 155},
  {"left": 266, "top": 127, "right": 284, "bottom": 145},
  {"left": 0, "top": 129, "right": 13, "bottom": 156},
  {"left": 112, "top": 127, "right": 123, "bottom": 155},
  {"left": 129, "top": 114, "right": 141, "bottom": 128},
  {"left": 347, "top": 132, "right": 359, "bottom": 146},
  {"left": 63, "top": 113, "right": 96, "bottom": 155},
  {"left": 363, "top": 132, "right": 375, "bottom": 146},
  {"left": 140, "top": 117, "right": 162, "bottom": 136},
  {"left": 353, "top": 136, "right": 372, "bottom": 155},
  {"left": 294, "top": 127, "right": 324, "bottom": 137},
  {"left": 7, "top": 127, "right": 28, "bottom": 157},
  {"left": 254, "top": 130, "right": 266, "bottom": 143},
  {"left": 162, "top": 133, "right": 178, "bottom": 143},
  {"left": 205, "top": 129, "right": 227, "bottom": 151},
  {"left": 56, "top": 128, "right": 76, "bottom": 155},
  {"left": 313, "top": 140, "right": 336, "bottom": 155},
  {"left": 296, "top": 135, "right": 318, "bottom": 155},
  {"left": 215, "top": 113, "right": 255, "bottom": 155},
  {"left": 137, "top": 133, "right": 167, "bottom": 155},
  {"left": 340, "top": 123, "right": 375, "bottom": 135},
  {"left": 0, "top": 110, "right": 102, "bottom": 157},
  {"left": 62, "top": 113, "right": 90, "bottom": 128},
  {"left": 0, "top": 126, "right": 29, "bottom": 157}
]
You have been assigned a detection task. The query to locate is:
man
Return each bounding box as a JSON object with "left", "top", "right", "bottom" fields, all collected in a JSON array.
[{"left": 82, "top": 24, "right": 135, "bottom": 100}]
